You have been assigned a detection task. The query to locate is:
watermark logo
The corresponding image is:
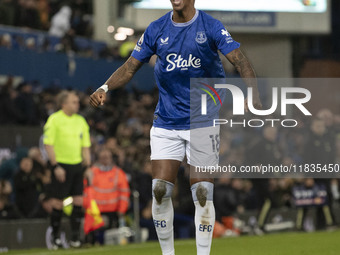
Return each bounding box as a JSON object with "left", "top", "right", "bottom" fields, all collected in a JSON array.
[
  {"left": 190, "top": 78, "right": 338, "bottom": 180},
  {"left": 200, "top": 83, "right": 312, "bottom": 128},
  {"left": 200, "top": 82, "right": 222, "bottom": 115}
]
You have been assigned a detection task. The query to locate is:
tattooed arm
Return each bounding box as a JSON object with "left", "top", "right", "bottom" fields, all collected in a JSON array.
[
  {"left": 90, "top": 56, "right": 143, "bottom": 107},
  {"left": 226, "top": 48, "right": 262, "bottom": 110}
]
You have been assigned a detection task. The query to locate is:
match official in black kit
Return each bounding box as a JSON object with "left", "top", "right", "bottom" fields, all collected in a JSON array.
[{"left": 44, "top": 91, "right": 91, "bottom": 249}]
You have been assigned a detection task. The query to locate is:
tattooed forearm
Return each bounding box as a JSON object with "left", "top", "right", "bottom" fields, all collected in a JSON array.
[
  {"left": 226, "top": 48, "right": 262, "bottom": 109},
  {"left": 105, "top": 56, "right": 143, "bottom": 91},
  {"left": 226, "top": 48, "right": 257, "bottom": 88},
  {"left": 126, "top": 57, "right": 143, "bottom": 74}
]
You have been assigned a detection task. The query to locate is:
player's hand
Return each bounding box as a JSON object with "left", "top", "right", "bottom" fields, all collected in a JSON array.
[
  {"left": 252, "top": 90, "right": 262, "bottom": 110},
  {"left": 54, "top": 166, "right": 66, "bottom": 183},
  {"left": 90, "top": 89, "right": 106, "bottom": 107},
  {"left": 245, "top": 92, "right": 262, "bottom": 113}
]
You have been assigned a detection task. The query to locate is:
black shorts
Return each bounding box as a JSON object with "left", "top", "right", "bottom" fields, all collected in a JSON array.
[{"left": 47, "top": 163, "right": 84, "bottom": 200}]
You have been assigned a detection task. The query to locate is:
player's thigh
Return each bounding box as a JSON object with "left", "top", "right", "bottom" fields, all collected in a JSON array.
[
  {"left": 185, "top": 126, "right": 220, "bottom": 185},
  {"left": 186, "top": 126, "right": 220, "bottom": 166},
  {"left": 150, "top": 126, "right": 186, "bottom": 162},
  {"left": 150, "top": 126, "right": 185, "bottom": 183},
  {"left": 152, "top": 159, "right": 181, "bottom": 184}
]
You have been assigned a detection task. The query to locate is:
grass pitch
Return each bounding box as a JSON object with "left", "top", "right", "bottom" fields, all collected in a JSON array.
[{"left": 8, "top": 230, "right": 340, "bottom": 255}]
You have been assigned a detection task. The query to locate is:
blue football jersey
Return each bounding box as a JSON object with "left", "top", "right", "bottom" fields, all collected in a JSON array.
[{"left": 131, "top": 10, "right": 240, "bottom": 130}]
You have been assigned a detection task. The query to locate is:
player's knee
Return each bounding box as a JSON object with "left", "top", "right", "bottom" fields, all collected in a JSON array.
[
  {"left": 153, "top": 181, "right": 166, "bottom": 204},
  {"left": 152, "top": 179, "right": 174, "bottom": 204},
  {"left": 196, "top": 184, "right": 208, "bottom": 207},
  {"left": 191, "top": 182, "right": 214, "bottom": 207}
]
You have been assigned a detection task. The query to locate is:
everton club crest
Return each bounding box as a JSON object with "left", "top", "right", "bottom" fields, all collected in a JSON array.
[{"left": 195, "top": 31, "right": 207, "bottom": 44}]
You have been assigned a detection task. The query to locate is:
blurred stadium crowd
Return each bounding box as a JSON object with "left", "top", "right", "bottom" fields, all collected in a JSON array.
[
  {"left": 1, "top": 75, "right": 340, "bottom": 238},
  {"left": 0, "top": 0, "right": 92, "bottom": 36},
  {"left": 0, "top": 0, "right": 131, "bottom": 59},
  {"left": 0, "top": 27, "right": 125, "bottom": 60}
]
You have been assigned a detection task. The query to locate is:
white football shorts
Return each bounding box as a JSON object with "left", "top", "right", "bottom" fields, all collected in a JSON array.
[{"left": 150, "top": 125, "right": 220, "bottom": 167}]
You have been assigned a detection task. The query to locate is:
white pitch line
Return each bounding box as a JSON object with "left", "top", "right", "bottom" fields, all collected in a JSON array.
[{"left": 10, "top": 240, "right": 193, "bottom": 255}]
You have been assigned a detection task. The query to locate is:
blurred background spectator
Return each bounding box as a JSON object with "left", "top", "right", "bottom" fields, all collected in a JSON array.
[
  {"left": 49, "top": 6, "right": 72, "bottom": 38},
  {"left": 0, "top": 179, "right": 19, "bottom": 219},
  {"left": 0, "top": 0, "right": 16, "bottom": 26},
  {"left": 15, "top": 0, "right": 41, "bottom": 29},
  {"left": 14, "top": 157, "right": 43, "bottom": 218}
]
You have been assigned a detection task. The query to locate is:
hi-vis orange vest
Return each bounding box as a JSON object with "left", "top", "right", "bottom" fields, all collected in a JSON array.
[{"left": 90, "top": 166, "right": 130, "bottom": 213}]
